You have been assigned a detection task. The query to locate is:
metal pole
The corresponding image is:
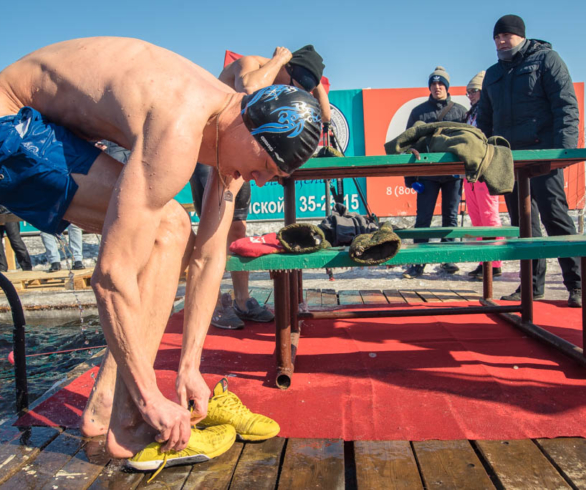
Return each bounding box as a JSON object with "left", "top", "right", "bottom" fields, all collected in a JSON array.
[
  {"left": 517, "top": 170, "right": 533, "bottom": 323},
  {"left": 0, "top": 272, "right": 28, "bottom": 412}
]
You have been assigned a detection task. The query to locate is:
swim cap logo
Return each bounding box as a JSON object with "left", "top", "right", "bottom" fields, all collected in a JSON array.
[
  {"left": 251, "top": 101, "right": 321, "bottom": 139},
  {"left": 242, "top": 85, "right": 299, "bottom": 112}
]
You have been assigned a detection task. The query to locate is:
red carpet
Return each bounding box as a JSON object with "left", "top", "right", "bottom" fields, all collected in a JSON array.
[{"left": 16, "top": 300, "right": 586, "bottom": 441}]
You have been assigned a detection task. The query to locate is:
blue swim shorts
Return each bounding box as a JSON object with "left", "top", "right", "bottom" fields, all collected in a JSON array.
[{"left": 0, "top": 106, "right": 102, "bottom": 234}]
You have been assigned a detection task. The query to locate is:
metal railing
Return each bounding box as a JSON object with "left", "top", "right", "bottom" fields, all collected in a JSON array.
[{"left": 0, "top": 272, "right": 28, "bottom": 413}]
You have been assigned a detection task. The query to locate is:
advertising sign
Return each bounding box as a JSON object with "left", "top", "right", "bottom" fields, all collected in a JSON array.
[{"left": 363, "top": 83, "right": 585, "bottom": 217}]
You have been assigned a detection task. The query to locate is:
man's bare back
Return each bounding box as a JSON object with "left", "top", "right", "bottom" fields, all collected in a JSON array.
[{"left": 0, "top": 37, "right": 231, "bottom": 148}]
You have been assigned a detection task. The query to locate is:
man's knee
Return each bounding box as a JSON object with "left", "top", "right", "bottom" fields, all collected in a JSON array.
[
  {"left": 228, "top": 220, "right": 247, "bottom": 244},
  {"left": 157, "top": 202, "right": 193, "bottom": 249}
]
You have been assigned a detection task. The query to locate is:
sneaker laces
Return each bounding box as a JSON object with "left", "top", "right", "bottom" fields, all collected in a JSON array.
[
  {"left": 217, "top": 393, "right": 251, "bottom": 418},
  {"left": 147, "top": 452, "right": 168, "bottom": 484}
]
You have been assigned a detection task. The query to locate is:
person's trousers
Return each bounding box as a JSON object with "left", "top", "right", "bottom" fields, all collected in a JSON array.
[
  {"left": 504, "top": 168, "right": 581, "bottom": 294},
  {"left": 41, "top": 224, "right": 83, "bottom": 263},
  {"left": 463, "top": 180, "right": 503, "bottom": 267},
  {"left": 414, "top": 178, "right": 463, "bottom": 245},
  {"left": 0, "top": 222, "right": 32, "bottom": 271}
]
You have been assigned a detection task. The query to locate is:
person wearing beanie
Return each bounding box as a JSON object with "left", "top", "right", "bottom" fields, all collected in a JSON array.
[
  {"left": 402, "top": 66, "right": 467, "bottom": 280},
  {"left": 189, "top": 46, "right": 331, "bottom": 329},
  {"left": 477, "top": 15, "right": 582, "bottom": 307},
  {"left": 462, "top": 70, "right": 504, "bottom": 281}
]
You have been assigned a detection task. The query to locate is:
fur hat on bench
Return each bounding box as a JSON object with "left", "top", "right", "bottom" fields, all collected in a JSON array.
[
  {"left": 277, "top": 223, "right": 331, "bottom": 254},
  {"left": 350, "top": 221, "right": 402, "bottom": 265}
]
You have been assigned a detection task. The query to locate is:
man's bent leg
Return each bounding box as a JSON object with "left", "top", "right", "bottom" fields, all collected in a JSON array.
[
  {"left": 106, "top": 200, "right": 192, "bottom": 457},
  {"left": 228, "top": 220, "right": 249, "bottom": 310}
]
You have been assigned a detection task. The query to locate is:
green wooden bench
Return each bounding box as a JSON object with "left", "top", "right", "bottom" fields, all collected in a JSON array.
[
  {"left": 394, "top": 226, "right": 519, "bottom": 240},
  {"left": 226, "top": 235, "right": 586, "bottom": 389}
]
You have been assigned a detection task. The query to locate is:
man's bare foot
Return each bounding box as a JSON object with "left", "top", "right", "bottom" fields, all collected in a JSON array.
[
  {"left": 80, "top": 388, "right": 114, "bottom": 437},
  {"left": 106, "top": 421, "right": 158, "bottom": 459}
]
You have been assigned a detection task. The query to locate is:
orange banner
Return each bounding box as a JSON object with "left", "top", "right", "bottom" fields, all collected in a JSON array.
[{"left": 363, "top": 83, "right": 585, "bottom": 217}]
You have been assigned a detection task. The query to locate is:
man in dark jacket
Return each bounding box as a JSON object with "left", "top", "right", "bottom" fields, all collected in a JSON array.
[
  {"left": 477, "top": 14, "right": 581, "bottom": 307},
  {"left": 402, "top": 66, "right": 467, "bottom": 279}
]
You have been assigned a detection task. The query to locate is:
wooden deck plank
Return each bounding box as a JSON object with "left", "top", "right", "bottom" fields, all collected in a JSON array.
[
  {"left": 0, "top": 427, "right": 62, "bottom": 485},
  {"left": 338, "top": 291, "right": 364, "bottom": 306},
  {"left": 415, "top": 290, "right": 443, "bottom": 303},
  {"left": 398, "top": 290, "right": 425, "bottom": 304},
  {"left": 1, "top": 429, "right": 86, "bottom": 489},
  {"left": 321, "top": 289, "right": 338, "bottom": 306},
  {"left": 182, "top": 441, "right": 243, "bottom": 489},
  {"left": 278, "top": 439, "right": 344, "bottom": 489},
  {"left": 305, "top": 289, "right": 323, "bottom": 307},
  {"left": 359, "top": 290, "right": 388, "bottom": 305},
  {"left": 383, "top": 289, "right": 408, "bottom": 304},
  {"left": 452, "top": 289, "right": 482, "bottom": 301},
  {"left": 413, "top": 440, "right": 494, "bottom": 489},
  {"left": 354, "top": 440, "right": 423, "bottom": 489},
  {"left": 87, "top": 460, "right": 145, "bottom": 489},
  {"left": 476, "top": 439, "right": 571, "bottom": 489},
  {"left": 137, "top": 465, "right": 192, "bottom": 489},
  {"left": 425, "top": 289, "right": 464, "bottom": 302},
  {"left": 40, "top": 436, "right": 109, "bottom": 490},
  {"left": 230, "top": 438, "right": 285, "bottom": 490},
  {"left": 536, "top": 438, "right": 586, "bottom": 489}
]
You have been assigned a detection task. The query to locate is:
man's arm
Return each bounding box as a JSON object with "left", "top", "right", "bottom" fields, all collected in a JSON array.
[
  {"left": 476, "top": 81, "right": 493, "bottom": 138},
  {"left": 542, "top": 51, "right": 580, "bottom": 149},
  {"left": 93, "top": 115, "right": 204, "bottom": 453},
  {"left": 176, "top": 171, "right": 244, "bottom": 421},
  {"left": 312, "top": 84, "right": 331, "bottom": 123},
  {"left": 234, "top": 48, "right": 292, "bottom": 94}
]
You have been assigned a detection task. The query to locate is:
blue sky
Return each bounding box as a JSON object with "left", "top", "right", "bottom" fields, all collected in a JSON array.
[{"left": 1, "top": 0, "right": 584, "bottom": 91}]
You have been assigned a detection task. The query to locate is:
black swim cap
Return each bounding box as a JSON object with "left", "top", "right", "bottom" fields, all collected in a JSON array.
[{"left": 241, "top": 85, "right": 322, "bottom": 175}]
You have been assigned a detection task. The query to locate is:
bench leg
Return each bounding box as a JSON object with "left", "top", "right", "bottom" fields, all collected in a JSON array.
[
  {"left": 482, "top": 261, "right": 493, "bottom": 299},
  {"left": 582, "top": 257, "right": 586, "bottom": 359},
  {"left": 290, "top": 271, "right": 299, "bottom": 334},
  {"left": 274, "top": 271, "right": 294, "bottom": 389},
  {"left": 517, "top": 170, "right": 534, "bottom": 323}
]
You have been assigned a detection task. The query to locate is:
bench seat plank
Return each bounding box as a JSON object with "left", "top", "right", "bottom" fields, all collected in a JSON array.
[
  {"left": 395, "top": 226, "right": 518, "bottom": 240},
  {"left": 227, "top": 236, "right": 586, "bottom": 272}
]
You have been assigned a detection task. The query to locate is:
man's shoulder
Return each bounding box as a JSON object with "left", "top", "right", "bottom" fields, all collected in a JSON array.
[
  {"left": 411, "top": 99, "right": 432, "bottom": 112},
  {"left": 452, "top": 101, "right": 468, "bottom": 113}
]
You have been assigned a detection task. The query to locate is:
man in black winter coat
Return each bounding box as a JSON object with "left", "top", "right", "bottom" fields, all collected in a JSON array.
[
  {"left": 477, "top": 14, "right": 582, "bottom": 307},
  {"left": 402, "top": 66, "right": 467, "bottom": 279}
]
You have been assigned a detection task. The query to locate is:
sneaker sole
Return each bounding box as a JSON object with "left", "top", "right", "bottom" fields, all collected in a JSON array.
[
  {"left": 126, "top": 431, "right": 236, "bottom": 471},
  {"left": 234, "top": 315, "right": 275, "bottom": 323},
  {"left": 210, "top": 320, "right": 244, "bottom": 330},
  {"left": 236, "top": 428, "right": 280, "bottom": 441},
  {"left": 197, "top": 423, "right": 280, "bottom": 442}
]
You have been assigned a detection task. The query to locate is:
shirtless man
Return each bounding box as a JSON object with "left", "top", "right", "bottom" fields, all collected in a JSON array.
[
  {"left": 0, "top": 37, "right": 321, "bottom": 459},
  {"left": 191, "top": 45, "right": 331, "bottom": 329}
]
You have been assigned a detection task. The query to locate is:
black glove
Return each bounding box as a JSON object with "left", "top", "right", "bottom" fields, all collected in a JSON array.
[{"left": 322, "top": 122, "right": 330, "bottom": 135}]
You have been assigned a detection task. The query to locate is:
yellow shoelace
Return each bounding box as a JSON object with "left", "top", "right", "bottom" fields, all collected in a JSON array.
[
  {"left": 147, "top": 452, "right": 168, "bottom": 483},
  {"left": 218, "top": 395, "right": 250, "bottom": 416},
  {"left": 147, "top": 403, "right": 197, "bottom": 484}
]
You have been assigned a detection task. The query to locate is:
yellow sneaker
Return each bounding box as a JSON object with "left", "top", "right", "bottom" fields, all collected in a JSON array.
[
  {"left": 126, "top": 425, "right": 236, "bottom": 477},
  {"left": 199, "top": 378, "right": 280, "bottom": 441}
]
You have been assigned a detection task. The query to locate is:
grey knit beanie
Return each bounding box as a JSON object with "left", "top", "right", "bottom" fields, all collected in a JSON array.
[
  {"left": 467, "top": 71, "right": 485, "bottom": 91},
  {"left": 429, "top": 66, "right": 450, "bottom": 90}
]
